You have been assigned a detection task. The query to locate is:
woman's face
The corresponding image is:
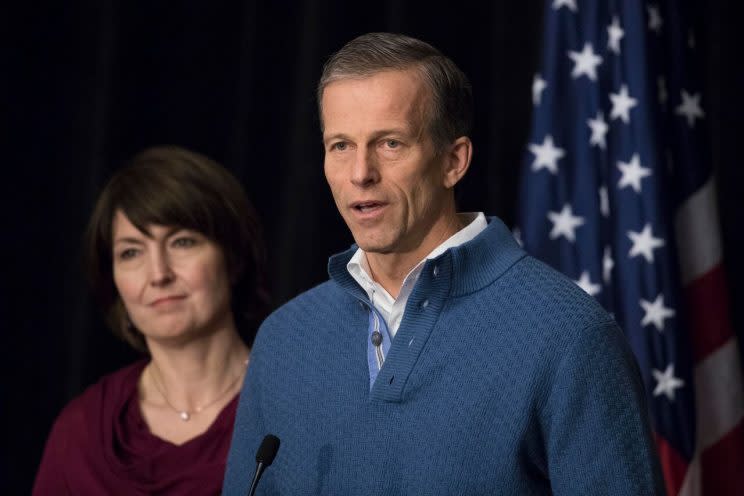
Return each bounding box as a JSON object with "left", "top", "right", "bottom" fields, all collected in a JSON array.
[{"left": 111, "top": 210, "right": 233, "bottom": 346}]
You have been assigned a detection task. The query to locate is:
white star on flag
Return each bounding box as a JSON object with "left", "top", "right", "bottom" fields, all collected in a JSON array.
[
  {"left": 640, "top": 294, "right": 676, "bottom": 332},
  {"left": 587, "top": 111, "right": 608, "bottom": 149},
  {"left": 532, "top": 74, "right": 547, "bottom": 106},
  {"left": 552, "top": 0, "right": 577, "bottom": 12},
  {"left": 675, "top": 90, "right": 705, "bottom": 127},
  {"left": 599, "top": 186, "right": 610, "bottom": 217},
  {"left": 609, "top": 84, "right": 638, "bottom": 123},
  {"left": 603, "top": 246, "right": 614, "bottom": 283},
  {"left": 574, "top": 270, "right": 601, "bottom": 296},
  {"left": 627, "top": 223, "right": 665, "bottom": 263},
  {"left": 568, "top": 43, "right": 603, "bottom": 81},
  {"left": 617, "top": 153, "right": 652, "bottom": 193},
  {"left": 652, "top": 363, "right": 685, "bottom": 401},
  {"left": 529, "top": 135, "right": 565, "bottom": 174},
  {"left": 647, "top": 5, "right": 663, "bottom": 34},
  {"left": 607, "top": 16, "right": 624, "bottom": 54},
  {"left": 547, "top": 204, "right": 585, "bottom": 242}
]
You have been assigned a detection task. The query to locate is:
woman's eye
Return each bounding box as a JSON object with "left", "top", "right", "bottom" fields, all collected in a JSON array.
[
  {"left": 119, "top": 248, "right": 139, "bottom": 260},
  {"left": 172, "top": 237, "right": 196, "bottom": 248}
]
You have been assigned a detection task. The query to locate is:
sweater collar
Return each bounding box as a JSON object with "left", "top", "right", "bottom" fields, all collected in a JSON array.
[{"left": 328, "top": 216, "right": 526, "bottom": 298}]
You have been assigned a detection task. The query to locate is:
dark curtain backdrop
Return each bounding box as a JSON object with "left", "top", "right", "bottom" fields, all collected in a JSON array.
[{"left": 4, "top": 1, "right": 740, "bottom": 492}]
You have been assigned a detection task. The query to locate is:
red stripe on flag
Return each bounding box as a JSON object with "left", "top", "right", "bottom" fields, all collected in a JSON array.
[
  {"left": 655, "top": 433, "right": 687, "bottom": 496},
  {"left": 684, "top": 264, "right": 733, "bottom": 363},
  {"left": 701, "top": 420, "right": 744, "bottom": 495}
]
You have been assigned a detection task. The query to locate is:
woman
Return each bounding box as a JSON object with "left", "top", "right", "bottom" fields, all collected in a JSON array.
[{"left": 33, "top": 146, "right": 270, "bottom": 495}]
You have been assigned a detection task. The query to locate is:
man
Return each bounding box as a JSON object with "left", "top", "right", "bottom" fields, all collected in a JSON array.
[{"left": 224, "top": 33, "right": 665, "bottom": 495}]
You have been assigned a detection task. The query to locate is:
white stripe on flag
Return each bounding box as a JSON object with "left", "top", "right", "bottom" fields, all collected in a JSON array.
[
  {"left": 674, "top": 177, "right": 723, "bottom": 284},
  {"left": 678, "top": 455, "right": 700, "bottom": 496},
  {"left": 695, "top": 337, "right": 744, "bottom": 450},
  {"left": 676, "top": 336, "right": 744, "bottom": 496}
]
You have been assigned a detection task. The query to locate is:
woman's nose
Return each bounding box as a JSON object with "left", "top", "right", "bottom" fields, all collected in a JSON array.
[{"left": 149, "top": 250, "right": 175, "bottom": 286}]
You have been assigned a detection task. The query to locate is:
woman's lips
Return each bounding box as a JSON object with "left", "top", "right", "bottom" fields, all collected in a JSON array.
[{"left": 149, "top": 295, "right": 187, "bottom": 307}]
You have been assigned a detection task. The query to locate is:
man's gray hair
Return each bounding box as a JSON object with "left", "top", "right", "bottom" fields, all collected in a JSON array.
[{"left": 317, "top": 32, "right": 473, "bottom": 150}]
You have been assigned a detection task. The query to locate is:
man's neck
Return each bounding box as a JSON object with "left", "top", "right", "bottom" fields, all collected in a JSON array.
[{"left": 365, "top": 212, "right": 463, "bottom": 298}]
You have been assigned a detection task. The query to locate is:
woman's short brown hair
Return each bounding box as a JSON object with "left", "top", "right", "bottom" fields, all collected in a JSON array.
[{"left": 85, "top": 145, "right": 270, "bottom": 351}]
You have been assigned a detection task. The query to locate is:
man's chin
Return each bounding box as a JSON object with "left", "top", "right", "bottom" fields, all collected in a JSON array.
[
  {"left": 352, "top": 235, "right": 393, "bottom": 254},
  {"left": 355, "top": 243, "right": 392, "bottom": 254}
]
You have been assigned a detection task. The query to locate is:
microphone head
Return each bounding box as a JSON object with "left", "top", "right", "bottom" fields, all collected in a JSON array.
[{"left": 256, "top": 434, "right": 281, "bottom": 466}]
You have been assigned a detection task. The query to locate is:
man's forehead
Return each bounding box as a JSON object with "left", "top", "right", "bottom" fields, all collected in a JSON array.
[
  {"left": 321, "top": 68, "right": 430, "bottom": 107},
  {"left": 320, "top": 70, "right": 430, "bottom": 136}
]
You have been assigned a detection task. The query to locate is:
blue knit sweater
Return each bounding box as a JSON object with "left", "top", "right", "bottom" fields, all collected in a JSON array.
[{"left": 224, "top": 218, "right": 665, "bottom": 495}]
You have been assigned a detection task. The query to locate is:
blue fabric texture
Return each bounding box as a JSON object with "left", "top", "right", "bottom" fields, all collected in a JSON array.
[{"left": 223, "top": 217, "right": 666, "bottom": 495}]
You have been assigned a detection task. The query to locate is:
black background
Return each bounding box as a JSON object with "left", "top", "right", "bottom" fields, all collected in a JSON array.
[{"left": 4, "top": 1, "right": 741, "bottom": 492}]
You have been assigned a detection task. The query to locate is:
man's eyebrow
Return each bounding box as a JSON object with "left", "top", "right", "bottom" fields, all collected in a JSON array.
[
  {"left": 323, "top": 128, "right": 414, "bottom": 145},
  {"left": 322, "top": 132, "right": 351, "bottom": 145},
  {"left": 369, "top": 128, "right": 411, "bottom": 140}
]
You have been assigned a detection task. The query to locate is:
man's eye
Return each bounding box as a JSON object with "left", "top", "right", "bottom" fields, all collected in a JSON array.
[
  {"left": 332, "top": 142, "right": 348, "bottom": 151},
  {"left": 172, "top": 237, "right": 196, "bottom": 248},
  {"left": 386, "top": 139, "right": 400, "bottom": 148}
]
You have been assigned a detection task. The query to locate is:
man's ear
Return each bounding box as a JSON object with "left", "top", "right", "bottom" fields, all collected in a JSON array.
[{"left": 442, "top": 136, "right": 473, "bottom": 189}]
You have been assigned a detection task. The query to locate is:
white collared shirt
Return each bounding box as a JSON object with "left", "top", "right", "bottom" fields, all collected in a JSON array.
[{"left": 347, "top": 212, "right": 487, "bottom": 337}]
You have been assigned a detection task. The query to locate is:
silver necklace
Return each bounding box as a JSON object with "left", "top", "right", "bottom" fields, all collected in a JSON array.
[{"left": 149, "top": 358, "right": 248, "bottom": 421}]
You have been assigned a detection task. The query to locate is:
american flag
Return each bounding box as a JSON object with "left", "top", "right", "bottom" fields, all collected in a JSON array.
[{"left": 516, "top": 1, "right": 744, "bottom": 494}]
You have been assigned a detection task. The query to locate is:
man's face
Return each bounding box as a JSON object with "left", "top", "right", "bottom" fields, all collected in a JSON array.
[{"left": 321, "top": 69, "right": 452, "bottom": 256}]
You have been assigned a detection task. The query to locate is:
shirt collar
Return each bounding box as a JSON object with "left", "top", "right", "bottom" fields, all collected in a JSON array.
[{"left": 347, "top": 212, "right": 487, "bottom": 300}]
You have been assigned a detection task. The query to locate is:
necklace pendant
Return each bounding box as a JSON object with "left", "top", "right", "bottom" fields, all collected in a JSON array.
[{"left": 180, "top": 411, "right": 191, "bottom": 421}]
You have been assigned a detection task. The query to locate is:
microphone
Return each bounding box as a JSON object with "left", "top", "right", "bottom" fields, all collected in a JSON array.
[{"left": 248, "top": 434, "right": 280, "bottom": 496}]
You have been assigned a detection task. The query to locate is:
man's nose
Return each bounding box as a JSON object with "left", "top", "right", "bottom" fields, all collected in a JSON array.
[{"left": 350, "top": 148, "right": 380, "bottom": 187}]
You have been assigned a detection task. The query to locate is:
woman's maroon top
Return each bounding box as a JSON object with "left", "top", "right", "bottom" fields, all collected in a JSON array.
[{"left": 33, "top": 360, "right": 239, "bottom": 495}]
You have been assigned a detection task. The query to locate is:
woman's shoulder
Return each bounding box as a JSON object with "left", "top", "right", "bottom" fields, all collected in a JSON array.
[
  {"left": 33, "top": 360, "right": 148, "bottom": 494},
  {"left": 54, "top": 359, "right": 147, "bottom": 430},
  {"left": 91, "top": 359, "right": 148, "bottom": 392}
]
